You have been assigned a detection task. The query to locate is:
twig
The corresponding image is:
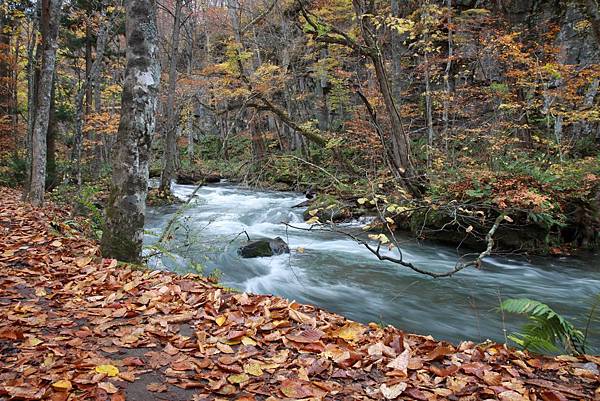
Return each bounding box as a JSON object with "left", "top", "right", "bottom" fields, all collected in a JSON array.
[
  {"left": 157, "top": 183, "right": 204, "bottom": 244},
  {"left": 283, "top": 213, "right": 504, "bottom": 278}
]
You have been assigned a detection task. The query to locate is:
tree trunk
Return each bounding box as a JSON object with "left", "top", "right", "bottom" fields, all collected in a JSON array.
[
  {"left": 46, "top": 78, "right": 57, "bottom": 188},
  {"left": 101, "top": 0, "right": 160, "bottom": 262},
  {"left": 352, "top": 0, "right": 420, "bottom": 195},
  {"left": 72, "top": 9, "right": 110, "bottom": 186},
  {"left": 159, "top": 0, "right": 183, "bottom": 194},
  {"left": 0, "top": 9, "right": 11, "bottom": 119},
  {"left": 27, "top": 0, "right": 62, "bottom": 207}
]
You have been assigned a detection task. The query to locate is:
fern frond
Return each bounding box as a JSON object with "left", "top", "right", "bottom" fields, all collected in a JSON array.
[{"left": 500, "top": 298, "right": 584, "bottom": 355}]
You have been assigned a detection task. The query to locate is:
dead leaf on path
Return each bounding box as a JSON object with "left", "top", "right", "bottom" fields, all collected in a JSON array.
[
  {"left": 499, "top": 390, "right": 528, "bottom": 401},
  {"left": 74, "top": 256, "right": 93, "bottom": 267},
  {"left": 51, "top": 380, "right": 72, "bottom": 391},
  {"left": 98, "top": 382, "right": 118, "bottom": 394},
  {"left": 380, "top": 382, "right": 407, "bottom": 399},
  {"left": 228, "top": 373, "right": 249, "bottom": 384},
  {"left": 146, "top": 383, "right": 168, "bottom": 393},
  {"left": 280, "top": 379, "right": 317, "bottom": 398},
  {"left": 95, "top": 364, "right": 119, "bottom": 377},
  {"left": 244, "top": 363, "right": 264, "bottom": 376}
]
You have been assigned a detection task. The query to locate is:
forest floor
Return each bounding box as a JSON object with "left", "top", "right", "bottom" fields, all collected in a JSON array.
[{"left": 0, "top": 186, "right": 599, "bottom": 401}]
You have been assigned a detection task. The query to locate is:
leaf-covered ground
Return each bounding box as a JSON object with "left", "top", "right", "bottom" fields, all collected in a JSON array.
[{"left": 0, "top": 187, "right": 598, "bottom": 401}]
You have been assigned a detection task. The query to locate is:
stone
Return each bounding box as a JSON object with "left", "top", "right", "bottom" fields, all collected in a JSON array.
[{"left": 238, "top": 237, "right": 290, "bottom": 258}]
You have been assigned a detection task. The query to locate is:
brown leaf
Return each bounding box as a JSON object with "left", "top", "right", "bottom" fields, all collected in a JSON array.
[
  {"left": 280, "top": 379, "right": 316, "bottom": 398},
  {"left": 146, "top": 383, "right": 168, "bottom": 393},
  {"left": 539, "top": 390, "right": 568, "bottom": 401},
  {"left": 424, "top": 345, "right": 454, "bottom": 361},
  {"left": 97, "top": 382, "right": 118, "bottom": 394},
  {"left": 286, "top": 328, "right": 324, "bottom": 343}
]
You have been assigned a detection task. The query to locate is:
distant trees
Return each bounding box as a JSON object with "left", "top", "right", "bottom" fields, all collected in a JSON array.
[{"left": 101, "top": 0, "right": 160, "bottom": 262}]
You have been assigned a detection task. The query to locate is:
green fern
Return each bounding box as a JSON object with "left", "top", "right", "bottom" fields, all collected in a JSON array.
[{"left": 500, "top": 298, "right": 584, "bottom": 355}]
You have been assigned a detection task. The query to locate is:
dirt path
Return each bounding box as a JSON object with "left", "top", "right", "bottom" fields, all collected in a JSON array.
[{"left": 0, "top": 187, "right": 598, "bottom": 400}]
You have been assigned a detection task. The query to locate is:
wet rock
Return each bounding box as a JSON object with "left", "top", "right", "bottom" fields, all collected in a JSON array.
[
  {"left": 176, "top": 172, "right": 222, "bottom": 185},
  {"left": 238, "top": 237, "right": 290, "bottom": 258},
  {"left": 204, "top": 174, "right": 222, "bottom": 183},
  {"left": 176, "top": 172, "right": 202, "bottom": 185}
]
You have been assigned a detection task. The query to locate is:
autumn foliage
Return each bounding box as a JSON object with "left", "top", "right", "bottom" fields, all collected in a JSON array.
[{"left": 1, "top": 187, "right": 599, "bottom": 400}]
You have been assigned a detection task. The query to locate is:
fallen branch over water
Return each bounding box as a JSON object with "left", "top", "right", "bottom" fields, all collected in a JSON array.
[{"left": 284, "top": 213, "right": 505, "bottom": 278}]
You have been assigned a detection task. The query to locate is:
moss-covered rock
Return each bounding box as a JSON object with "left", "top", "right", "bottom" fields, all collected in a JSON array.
[{"left": 303, "top": 195, "right": 354, "bottom": 223}]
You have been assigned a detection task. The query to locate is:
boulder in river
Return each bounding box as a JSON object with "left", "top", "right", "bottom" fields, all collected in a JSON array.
[
  {"left": 238, "top": 237, "right": 290, "bottom": 258},
  {"left": 176, "top": 171, "right": 222, "bottom": 185}
]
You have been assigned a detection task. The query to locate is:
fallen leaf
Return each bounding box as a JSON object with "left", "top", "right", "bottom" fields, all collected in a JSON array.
[
  {"left": 95, "top": 364, "right": 120, "bottom": 377},
  {"left": 334, "top": 322, "right": 365, "bottom": 341},
  {"left": 386, "top": 349, "right": 410, "bottom": 375},
  {"left": 244, "top": 363, "right": 264, "bottom": 377},
  {"left": 215, "top": 315, "right": 227, "bottom": 326},
  {"left": 280, "top": 379, "right": 316, "bottom": 398},
  {"left": 146, "top": 383, "right": 168, "bottom": 393},
  {"left": 380, "top": 382, "right": 407, "bottom": 399},
  {"left": 228, "top": 373, "right": 249, "bottom": 384},
  {"left": 74, "top": 256, "right": 93, "bottom": 267},
  {"left": 98, "top": 382, "right": 118, "bottom": 394},
  {"left": 51, "top": 380, "right": 72, "bottom": 391}
]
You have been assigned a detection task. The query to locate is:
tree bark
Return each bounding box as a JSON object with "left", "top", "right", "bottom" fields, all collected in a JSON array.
[
  {"left": 72, "top": 8, "right": 111, "bottom": 186},
  {"left": 0, "top": 9, "right": 11, "bottom": 119},
  {"left": 27, "top": 0, "right": 62, "bottom": 207},
  {"left": 101, "top": 0, "right": 161, "bottom": 262},
  {"left": 159, "top": 0, "right": 184, "bottom": 194}
]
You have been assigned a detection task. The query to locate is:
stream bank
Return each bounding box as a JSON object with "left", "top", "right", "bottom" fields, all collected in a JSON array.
[{"left": 144, "top": 182, "right": 600, "bottom": 350}]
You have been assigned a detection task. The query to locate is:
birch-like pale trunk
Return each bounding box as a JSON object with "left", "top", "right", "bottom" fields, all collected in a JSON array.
[
  {"left": 27, "top": 0, "right": 62, "bottom": 207},
  {"left": 101, "top": 0, "right": 160, "bottom": 262}
]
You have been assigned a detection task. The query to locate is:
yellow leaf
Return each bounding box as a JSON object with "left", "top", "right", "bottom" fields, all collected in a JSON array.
[
  {"left": 244, "top": 363, "right": 263, "bottom": 376},
  {"left": 215, "top": 315, "right": 227, "bottom": 326},
  {"left": 385, "top": 217, "right": 395, "bottom": 224},
  {"left": 241, "top": 336, "right": 257, "bottom": 346},
  {"left": 95, "top": 364, "right": 120, "bottom": 377},
  {"left": 52, "top": 380, "right": 72, "bottom": 391},
  {"left": 306, "top": 216, "right": 320, "bottom": 224},
  {"left": 26, "top": 337, "right": 43, "bottom": 347},
  {"left": 335, "top": 322, "right": 365, "bottom": 341},
  {"left": 35, "top": 288, "right": 47, "bottom": 297},
  {"left": 296, "top": 247, "right": 305, "bottom": 254},
  {"left": 308, "top": 209, "right": 319, "bottom": 216},
  {"left": 227, "top": 373, "right": 249, "bottom": 384},
  {"left": 357, "top": 198, "right": 367, "bottom": 205}
]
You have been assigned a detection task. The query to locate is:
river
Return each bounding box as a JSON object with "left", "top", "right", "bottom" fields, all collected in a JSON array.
[{"left": 145, "top": 182, "right": 600, "bottom": 350}]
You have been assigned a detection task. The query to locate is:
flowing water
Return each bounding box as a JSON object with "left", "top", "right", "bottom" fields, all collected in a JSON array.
[{"left": 145, "top": 182, "right": 600, "bottom": 349}]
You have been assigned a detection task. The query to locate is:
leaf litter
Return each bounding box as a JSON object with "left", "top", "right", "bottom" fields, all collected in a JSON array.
[{"left": 0, "top": 187, "right": 598, "bottom": 400}]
